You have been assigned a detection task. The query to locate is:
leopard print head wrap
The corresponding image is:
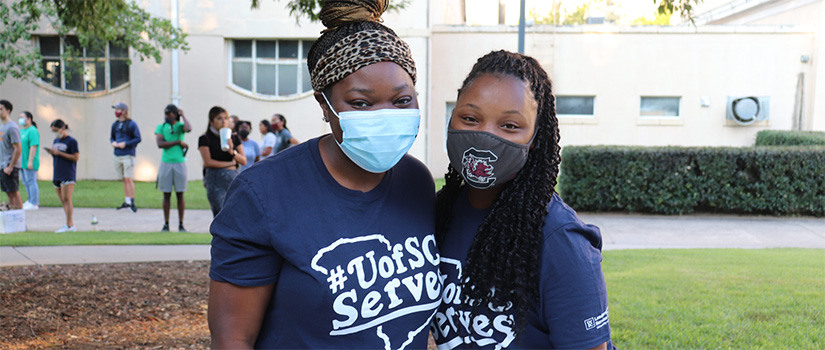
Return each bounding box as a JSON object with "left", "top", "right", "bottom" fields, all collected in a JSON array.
[{"left": 310, "top": 29, "right": 416, "bottom": 92}]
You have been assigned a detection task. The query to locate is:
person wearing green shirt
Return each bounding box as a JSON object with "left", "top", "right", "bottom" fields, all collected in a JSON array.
[
  {"left": 20, "top": 111, "right": 40, "bottom": 210},
  {"left": 155, "top": 104, "right": 192, "bottom": 232}
]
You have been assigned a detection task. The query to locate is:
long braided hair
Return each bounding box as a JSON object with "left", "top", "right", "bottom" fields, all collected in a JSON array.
[
  {"left": 307, "top": 0, "right": 394, "bottom": 80},
  {"left": 435, "top": 50, "right": 561, "bottom": 336}
]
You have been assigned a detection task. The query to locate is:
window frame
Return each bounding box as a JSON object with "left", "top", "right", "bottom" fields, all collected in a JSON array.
[
  {"left": 556, "top": 95, "right": 596, "bottom": 118},
  {"left": 227, "top": 39, "right": 314, "bottom": 101},
  {"left": 35, "top": 35, "right": 130, "bottom": 96},
  {"left": 638, "top": 96, "right": 684, "bottom": 126}
]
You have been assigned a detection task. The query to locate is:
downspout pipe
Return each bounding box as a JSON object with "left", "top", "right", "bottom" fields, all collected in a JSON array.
[{"left": 171, "top": 0, "right": 180, "bottom": 105}]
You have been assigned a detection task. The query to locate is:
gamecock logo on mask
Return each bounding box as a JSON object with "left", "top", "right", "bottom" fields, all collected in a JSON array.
[{"left": 461, "top": 147, "right": 498, "bottom": 188}]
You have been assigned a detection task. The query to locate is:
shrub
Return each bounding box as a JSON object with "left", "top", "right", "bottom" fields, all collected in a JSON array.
[
  {"left": 755, "top": 130, "right": 825, "bottom": 146},
  {"left": 559, "top": 146, "right": 825, "bottom": 216}
]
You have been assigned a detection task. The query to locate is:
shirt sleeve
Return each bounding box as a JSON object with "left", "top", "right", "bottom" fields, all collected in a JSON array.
[
  {"left": 154, "top": 124, "right": 163, "bottom": 135},
  {"left": 209, "top": 174, "right": 283, "bottom": 286},
  {"left": 69, "top": 138, "right": 79, "bottom": 154},
  {"left": 8, "top": 127, "right": 21, "bottom": 144},
  {"left": 198, "top": 134, "right": 208, "bottom": 148},
  {"left": 29, "top": 129, "right": 40, "bottom": 146},
  {"left": 540, "top": 222, "right": 611, "bottom": 349}
]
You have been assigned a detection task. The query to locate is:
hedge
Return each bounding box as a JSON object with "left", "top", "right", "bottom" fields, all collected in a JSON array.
[
  {"left": 755, "top": 130, "right": 825, "bottom": 146},
  {"left": 559, "top": 146, "right": 825, "bottom": 216}
]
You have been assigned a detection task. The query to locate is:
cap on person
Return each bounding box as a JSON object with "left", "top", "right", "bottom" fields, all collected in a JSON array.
[{"left": 112, "top": 102, "right": 129, "bottom": 110}]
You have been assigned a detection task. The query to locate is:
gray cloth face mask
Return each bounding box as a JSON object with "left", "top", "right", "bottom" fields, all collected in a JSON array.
[{"left": 447, "top": 128, "right": 533, "bottom": 189}]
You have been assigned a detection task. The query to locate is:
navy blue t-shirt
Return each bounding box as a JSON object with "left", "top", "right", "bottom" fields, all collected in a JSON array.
[
  {"left": 210, "top": 136, "right": 441, "bottom": 349},
  {"left": 432, "top": 189, "right": 613, "bottom": 349},
  {"left": 52, "top": 136, "right": 78, "bottom": 182}
]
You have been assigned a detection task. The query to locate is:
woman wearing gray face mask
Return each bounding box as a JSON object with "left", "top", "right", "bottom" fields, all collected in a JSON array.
[
  {"left": 207, "top": 1, "right": 439, "bottom": 349},
  {"left": 433, "top": 50, "right": 615, "bottom": 350}
]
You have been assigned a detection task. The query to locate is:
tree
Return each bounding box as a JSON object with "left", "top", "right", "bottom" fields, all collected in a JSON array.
[{"left": 0, "top": 0, "right": 188, "bottom": 84}]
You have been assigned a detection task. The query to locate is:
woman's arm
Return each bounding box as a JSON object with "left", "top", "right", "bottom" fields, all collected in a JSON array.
[
  {"left": 27, "top": 145, "right": 37, "bottom": 169},
  {"left": 233, "top": 144, "right": 246, "bottom": 166},
  {"left": 288, "top": 137, "right": 299, "bottom": 145},
  {"left": 47, "top": 147, "right": 79, "bottom": 162},
  {"left": 199, "top": 146, "right": 235, "bottom": 169},
  {"left": 208, "top": 280, "right": 274, "bottom": 349},
  {"left": 260, "top": 146, "right": 273, "bottom": 157}
]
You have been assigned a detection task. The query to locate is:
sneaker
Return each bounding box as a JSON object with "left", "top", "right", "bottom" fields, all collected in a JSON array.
[
  {"left": 178, "top": 224, "right": 187, "bottom": 232},
  {"left": 116, "top": 202, "right": 130, "bottom": 210},
  {"left": 130, "top": 201, "right": 138, "bottom": 213},
  {"left": 22, "top": 201, "right": 39, "bottom": 210},
  {"left": 55, "top": 225, "right": 77, "bottom": 233},
  {"left": 161, "top": 223, "right": 169, "bottom": 232}
]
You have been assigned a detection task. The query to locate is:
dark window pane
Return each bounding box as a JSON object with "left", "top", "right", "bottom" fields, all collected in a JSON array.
[
  {"left": 109, "top": 42, "right": 128, "bottom": 58},
  {"left": 557, "top": 96, "right": 595, "bottom": 115},
  {"left": 279, "top": 40, "right": 298, "bottom": 59},
  {"left": 256, "top": 64, "right": 276, "bottom": 95},
  {"left": 232, "top": 62, "right": 252, "bottom": 90},
  {"left": 640, "top": 97, "right": 680, "bottom": 117},
  {"left": 302, "top": 40, "right": 314, "bottom": 59},
  {"left": 301, "top": 62, "right": 311, "bottom": 92},
  {"left": 64, "top": 36, "right": 83, "bottom": 58},
  {"left": 86, "top": 61, "right": 105, "bottom": 91},
  {"left": 234, "top": 40, "right": 252, "bottom": 58},
  {"left": 40, "top": 37, "right": 60, "bottom": 57},
  {"left": 65, "top": 67, "right": 83, "bottom": 91},
  {"left": 257, "top": 41, "right": 276, "bottom": 58},
  {"left": 86, "top": 41, "right": 106, "bottom": 58},
  {"left": 277, "top": 64, "right": 297, "bottom": 96},
  {"left": 111, "top": 59, "right": 129, "bottom": 88},
  {"left": 41, "top": 59, "right": 61, "bottom": 87}
]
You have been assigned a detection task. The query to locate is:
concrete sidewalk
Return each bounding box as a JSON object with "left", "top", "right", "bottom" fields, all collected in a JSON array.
[{"left": 1, "top": 207, "right": 823, "bottom": 267}]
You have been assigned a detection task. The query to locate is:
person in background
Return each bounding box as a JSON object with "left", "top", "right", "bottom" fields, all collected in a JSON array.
[
  {"left": 432, "top": 50, "right": 613, "bottom": 350},
  {"left": 110, "top": 102, "right": 141, "bottom": 212},
  {"left": 229, "top": 115, "right": 240, "bottom": 134},
  {"left": 258, "top": 119, "right": 276, "bottom": 158},
  {"left": 198, "top": 106, "right": 245, "bottom": 217},
  {"left": 0, "top": 99, "right": 23, "bottom": 210},
  {"left": 155, "top": 104, "right": 192, "bottom": 232},
  {"left": 237, "top": 121, "right": 260, "bottom": 171},
  {"left": 20, "top": 111, "right": 40, "bottom": 210},
  {"left": 45, "top": 119, "right": 79, "bottom": 233},
  {"left": 269, "top": 114, "right": 299, "bottom": 154}
]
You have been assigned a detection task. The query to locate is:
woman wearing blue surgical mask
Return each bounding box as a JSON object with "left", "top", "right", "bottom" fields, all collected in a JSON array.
[
  {"left": 207, "top": 1, "right": 439, "bottom": 349},
  {"left": 431, "top": 50, "right": 615, "bottom": 350}
]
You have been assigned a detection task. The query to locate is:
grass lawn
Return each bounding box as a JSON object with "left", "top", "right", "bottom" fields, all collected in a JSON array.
[
  {"left": 23, "top": 180, "right": 210, "bottom": 209},
  {"left": 604, "top": 248, "right": 825, "bottom": 349},
  {"left": 23, "top": 179, "right": 447, "bottom": 209},
  {"left": 0, "top": 231, "right": 211, "bottom": 246}
]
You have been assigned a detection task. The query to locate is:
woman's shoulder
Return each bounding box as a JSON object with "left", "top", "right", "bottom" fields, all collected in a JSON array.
[{"left": 543, "top": 193, "right": 602, "bottom": 247}]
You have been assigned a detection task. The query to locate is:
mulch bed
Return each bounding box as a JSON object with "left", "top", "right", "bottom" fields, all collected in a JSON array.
[{"left": 0, "top": 261, "right": 210, "bottom": 349}]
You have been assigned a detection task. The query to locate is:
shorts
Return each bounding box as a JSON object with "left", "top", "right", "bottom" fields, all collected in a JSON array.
[
  {"left": 113, "top": 155, "right": 135, "bottom": 179},
  {"left": 0, "top": 167, "right": 19, "bottom": 193},
  {"left": 157, "top": 162, "right": 187, "bottom": 193},
  {"left": 53, "top": 180, "right": 76, "bottom": 188}
]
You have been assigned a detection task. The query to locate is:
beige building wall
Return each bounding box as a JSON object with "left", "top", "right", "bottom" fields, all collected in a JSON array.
[
  {"left": 1, "top": 0, "right": 430, "bottom": 181},
  {"left": 428, "top": 26, "right": 820, "bottom": 176}
]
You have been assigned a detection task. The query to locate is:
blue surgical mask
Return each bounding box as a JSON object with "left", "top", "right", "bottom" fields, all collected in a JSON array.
[
  {"left": 322, "top": 92, "right": 420, "bottom": 173},
  {"left": 18, "top": 118, "right": 26, "bottom": 126}
]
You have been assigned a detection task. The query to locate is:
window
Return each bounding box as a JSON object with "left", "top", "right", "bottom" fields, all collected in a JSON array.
[
  {"left": 556, "top": 96, "right": 595, "bottom": 117},
  {"left": 38, "top": 36, "right": 129, "bottom": 93},
  {"left": 640, "top": 97, "right": 680, "bottom": 117},
  {"left": 230, "top": 39, "right": 314, "bottom": 97}
]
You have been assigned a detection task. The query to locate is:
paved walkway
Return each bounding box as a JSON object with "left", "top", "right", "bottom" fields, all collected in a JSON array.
[{"left": 1, "top": 207, "right": 823, "bottom": 267}]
